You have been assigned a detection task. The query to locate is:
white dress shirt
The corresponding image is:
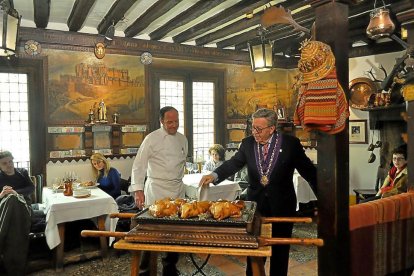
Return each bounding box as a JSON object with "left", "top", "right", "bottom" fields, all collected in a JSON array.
[{"left": 130, "top": 127, "right": 188, "bottom": 205}]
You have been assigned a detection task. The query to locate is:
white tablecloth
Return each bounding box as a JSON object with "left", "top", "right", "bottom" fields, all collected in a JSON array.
[
  {"left": 42, "top": 187, "right": 119, "bottom": 249},
  {"left": 183, "top": 173, "right": 241, "bottom": 201},
  {"left": 293, "top": 173, "right": 317, "bottom": 210}
]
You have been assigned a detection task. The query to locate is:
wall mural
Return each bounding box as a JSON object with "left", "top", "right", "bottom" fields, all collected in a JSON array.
[
  {"left": 226, "top": 65, "right": 298, "bottom": 120},
  {"left": 46, "top": 49, "right": 145, "bottom": 124}
]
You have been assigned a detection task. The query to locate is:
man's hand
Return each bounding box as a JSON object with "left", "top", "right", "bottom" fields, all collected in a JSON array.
[
  {"left": 134, "top": 190, "right": 145, "bottom": 209},
  {"left": 0, "top": 186, "right": 16, "bottom": 198},
  {"left": 199, "top": 174, "right": 215, "bottom": 187}
]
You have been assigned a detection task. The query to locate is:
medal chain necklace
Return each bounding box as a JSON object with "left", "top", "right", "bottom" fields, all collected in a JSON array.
[{"left": 257, "top": 134, "right": 278, "bottom": 185}]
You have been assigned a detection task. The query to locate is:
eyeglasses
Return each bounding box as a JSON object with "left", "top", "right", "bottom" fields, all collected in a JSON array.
[
  {"left": 252, "top": 125, "right": 273, "bottom": 133},
  {"left": 392, "top": 157, "right": 405, "bottom": 161}
]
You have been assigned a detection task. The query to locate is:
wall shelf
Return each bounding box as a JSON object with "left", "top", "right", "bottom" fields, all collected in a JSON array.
[{"left": 361, "top": 104, "right": 406, "bottom": 129}]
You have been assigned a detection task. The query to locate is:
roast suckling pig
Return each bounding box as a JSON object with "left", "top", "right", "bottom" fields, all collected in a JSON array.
[
  {"left": 209, "top": 200, "right": 245, "bottom": 220},
  {"left": 180, "top": 201, "right": 211, "bottom": 219},
  {"left": 148, "top": 198, "right": 245, "bottom": 220}
]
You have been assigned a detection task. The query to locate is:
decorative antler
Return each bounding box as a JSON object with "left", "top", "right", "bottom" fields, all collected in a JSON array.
[
  {"left": 261, "top": 6, "right": 310, "bottom": 35},
  {"left": 367, "top": 68, "right": 382, "bottom": 82},
  {"left": 378, "top": 65, "right": 387, "bottom": 78}
]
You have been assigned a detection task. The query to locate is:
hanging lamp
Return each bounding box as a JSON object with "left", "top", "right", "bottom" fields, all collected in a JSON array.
[{"left": 0, "top": 0, "right": 21, "bottom": 57}]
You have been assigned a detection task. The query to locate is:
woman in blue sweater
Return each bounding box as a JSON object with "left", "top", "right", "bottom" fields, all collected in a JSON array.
[{"left": 90, "top": 153, "right": 121, "bottom": 199}]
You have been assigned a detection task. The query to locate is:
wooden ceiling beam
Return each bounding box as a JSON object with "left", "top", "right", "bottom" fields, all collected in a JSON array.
[
  {"left": 149, "top": 0, "right": 223, "bottom": 40},
  {"left": 67, "top": 0, "right": 97, "bottom": 32},
  {"left": 33, "top": 0, "right": 50, "bottom": 28},
  {"left": 219, "top": 12, "right": 313, "bottom": 49},
  {"left": 349, "top": 40, "right": 405, "bottom": 58},
  {"left": 195, "top": 0, "right": 315, "bottom": 47},
  {"left": 195, "top": 15, "right": 261, "bottom": 46},
  {"left": 172, "top": 0, "right": 270, "bottom": 43},
  {"left": 97, "top": 0, "right": 136, "bottom": 35},
  {"left": 124, "top": 0, "right": 183, "bottom": 38}
]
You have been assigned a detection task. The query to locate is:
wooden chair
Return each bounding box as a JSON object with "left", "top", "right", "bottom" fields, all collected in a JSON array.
[{"left": 27, "top": 174, "right": 52, "bottom": 272}]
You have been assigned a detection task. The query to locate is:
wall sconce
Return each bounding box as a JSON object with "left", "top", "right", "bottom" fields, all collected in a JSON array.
[
  {"left": 247, "top": 28, "right": 273, "bottom": 72},
  {"left": 0, "top": 0, "right": 21, "bottom": 57},
  {"left": 366, "top": 0, "right": 395, "bottom": 40}
]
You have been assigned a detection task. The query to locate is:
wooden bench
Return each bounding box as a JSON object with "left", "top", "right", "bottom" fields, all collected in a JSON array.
[{"left": 349, "top": 192, "right": 414, "bottom": 275}]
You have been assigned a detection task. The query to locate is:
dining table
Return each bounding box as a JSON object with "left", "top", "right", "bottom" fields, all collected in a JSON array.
[
  {"left": 42, "top": 186, "right": 119, "bottom": 269},
  {"left": 183, "top": 173, "right": 242, "bottom": 201}
]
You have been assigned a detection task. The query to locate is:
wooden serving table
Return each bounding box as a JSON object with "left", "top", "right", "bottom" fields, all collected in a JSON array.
[{"left": 113, "top": 223, "right": 272, "bottom": 276}]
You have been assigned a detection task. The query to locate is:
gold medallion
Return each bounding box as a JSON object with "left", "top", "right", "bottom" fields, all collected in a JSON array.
[
  {"left": 94, "top": 42, "right": 106, "bottom": 59},
  {"left": 261, "top": 175, "right": 269, "bottom": 185}
]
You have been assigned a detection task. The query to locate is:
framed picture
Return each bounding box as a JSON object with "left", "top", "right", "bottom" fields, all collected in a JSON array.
[
  {"left": 277, "top": 107, "right": 286, "bottom": 121},
  {"left": 349, "top": 120, "right": 368, "bottom": 144}
]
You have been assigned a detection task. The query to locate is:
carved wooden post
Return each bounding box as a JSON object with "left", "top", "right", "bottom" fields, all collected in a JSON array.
[
  {"left": 396, "top": 9, "right": 414, "bottom": 189},
  {"left": 310, "top": 1, "right": 350, "bottom": 275}
]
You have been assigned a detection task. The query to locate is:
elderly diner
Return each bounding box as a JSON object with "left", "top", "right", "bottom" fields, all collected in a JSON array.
[{"left": 2, "top": 2, "right": 414, "bottom": 275}]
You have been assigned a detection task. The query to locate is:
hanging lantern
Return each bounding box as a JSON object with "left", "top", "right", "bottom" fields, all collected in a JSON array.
[
  {"left": 0, "top": 0, "right": 21, "bottom": 57},
  {"left": 248, "top": 41, "right": 273, "bottom": 72},
  {"left": 366, "top": 0, "right": 395, "bottom": 40}
]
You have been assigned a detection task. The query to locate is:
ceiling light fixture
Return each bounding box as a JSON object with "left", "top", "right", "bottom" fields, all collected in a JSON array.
[
  {"left": 0, "top": 0, "right": 21, "bottom": 57},
  {"left": 247, "top": 27, "right": 273, "bottom": 72},
  {"left": 366, "top": 0, "right": 395, "bottom": 40}
]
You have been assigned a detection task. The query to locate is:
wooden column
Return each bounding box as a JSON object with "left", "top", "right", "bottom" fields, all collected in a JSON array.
[
  {"left": 396, "top": 9, "right": 414, "bottom": 189},
  {"left": 311, "top": 1, "right": 350, "bottom": 275}
]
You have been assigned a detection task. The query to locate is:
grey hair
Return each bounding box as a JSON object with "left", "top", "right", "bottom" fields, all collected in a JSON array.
[
  {"left": 0, "top": 150, "right": 13, "bottom": 160},
  {"left": 251, "top": 108, "right": 277, "bottom": 127}
]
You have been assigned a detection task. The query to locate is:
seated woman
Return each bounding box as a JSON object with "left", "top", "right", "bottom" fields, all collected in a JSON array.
[
  {"left": 0, "top": 150, "right": 33, "bottom": 276},
  {"left": 362, "top": 146, "right": 407, "bottom": 202},
  {"left": 90, "top": 153, "right": 121, "bottom": 199},
  {"left": 202, "top": 144, "right": 225, "bottom": 172}
]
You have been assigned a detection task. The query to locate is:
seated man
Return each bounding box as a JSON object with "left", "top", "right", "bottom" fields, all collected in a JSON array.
[
  {"left": 361, "top": 146, "right": 408, "bottom": 203},
  {"left": 0, "top": 150, "right": 34, "bottom": 276}
]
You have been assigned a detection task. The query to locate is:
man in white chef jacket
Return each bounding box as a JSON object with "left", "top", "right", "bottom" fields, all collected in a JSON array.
[{"left": 130, "top": 106, "right": 188, "bottom": 276}]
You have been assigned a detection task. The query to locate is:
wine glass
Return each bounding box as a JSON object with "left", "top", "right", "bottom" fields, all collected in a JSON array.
[
  {"left": 185, "top": 162, "right": 193, "bottom": 174},
  {"left": 52, "top": 177, "right": 61, "bottom": 194},
  {"left": 192, "top": 163, "right": 199, "bottom": 174}
]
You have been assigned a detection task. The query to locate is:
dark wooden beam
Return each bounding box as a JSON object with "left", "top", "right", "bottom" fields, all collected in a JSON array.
[
  {"left": 33, "top": 0, "right": 50, "bottom": 28},
  {"left": 195, "top": 15, "right": 261, "bottom": 46},
  {"left": 349, "top": 40, "right": 405, "bottom": 58},
  {"left": 172, "top": 0, "right": 269, "bottom": 43},
  {"left": 149, "top": 0, "right": 222, "bottom": 41},
  {"left": 19, "top": 27, "right": 250, "bottom": 65},
  {"left": 312, "top": 2, "right": 350, "bottom": 276},
  {"left": 67, "top": 0, "right": 97, "bottom": 32},
  {"left": 97, "top": 0, "right": 136, "bottom": 35},
  {"left": 221, "top": 14, "right": 313, "bottom": 50},
  {"left": 396, "top": 8, "right": 414, "bottom": 189},
  {"left": 124, "top": 0, "right": 183, "bottom": 38}
]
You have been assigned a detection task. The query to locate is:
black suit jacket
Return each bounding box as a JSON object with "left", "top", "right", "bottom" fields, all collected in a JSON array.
[{"left": 215, "top": 133, "right": 317, "bottom": 217}]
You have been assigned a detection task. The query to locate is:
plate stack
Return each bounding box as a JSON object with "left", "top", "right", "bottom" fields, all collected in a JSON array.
[{"left": 73, "top": 188, "right": 91, "bottom": 198}]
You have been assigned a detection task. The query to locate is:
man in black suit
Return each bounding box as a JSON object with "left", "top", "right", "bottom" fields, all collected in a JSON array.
[{"left": 200, "top": 108, "right": 317, "bottom": 276}]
